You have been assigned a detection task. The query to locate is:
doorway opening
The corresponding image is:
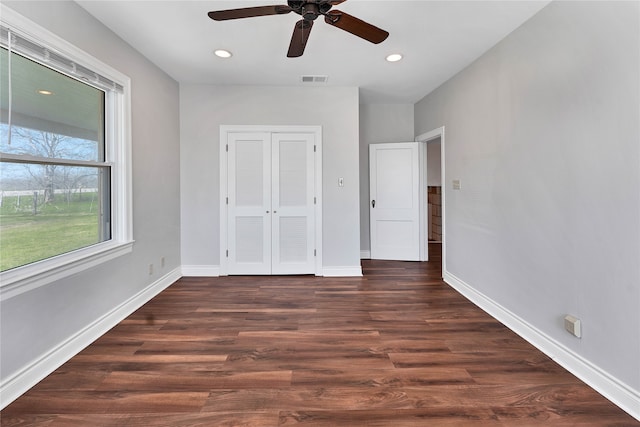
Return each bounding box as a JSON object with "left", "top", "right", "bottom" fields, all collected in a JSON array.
[
  {"left": 426, "top": 139, "right": 442, "bottom": 245},
  {"left": 417, "top": 126, "right": 445, "bottom": 274}
]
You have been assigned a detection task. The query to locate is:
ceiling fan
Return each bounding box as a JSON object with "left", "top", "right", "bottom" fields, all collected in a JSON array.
[{"left": 208, "top": 0, "right": 389, "bottom": 57}]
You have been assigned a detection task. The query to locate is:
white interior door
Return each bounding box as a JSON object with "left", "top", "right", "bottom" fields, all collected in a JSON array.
[
  {"left": 271, "top": 133, "right": 316, "bottom": 274},
  {"left": 227, "top": 132, "right": 272, "bottom": 274},
  {"left": 226, "top": 131, "right": 316, "bottom": 275},
  {"left": 369, "top": 142, "right": 420, "bottom": 261}
]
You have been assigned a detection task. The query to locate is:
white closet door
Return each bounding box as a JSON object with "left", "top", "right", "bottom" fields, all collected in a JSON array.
[
  {"left": 227, "top": 132, "right": 271, "bottom": 274},
  {"left": 271, "top": 133, "right": 316, "bottom": 274}
]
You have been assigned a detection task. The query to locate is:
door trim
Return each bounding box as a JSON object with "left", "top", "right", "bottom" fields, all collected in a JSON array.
[
  {"left": 219, "top": 125, "right": 323, "bottom": 276},
  {"left": 416, "top": 126, "right": 445, "bottom": 272}
]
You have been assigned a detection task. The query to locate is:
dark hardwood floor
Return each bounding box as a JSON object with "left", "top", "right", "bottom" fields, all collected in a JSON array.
[{"left": 2, "top": 244, "right": 638, "bottom": 426}]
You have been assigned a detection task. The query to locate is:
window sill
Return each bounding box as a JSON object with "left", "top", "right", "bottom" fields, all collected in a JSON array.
[{"left": 0, "top": 240, "right": 134, "bottom": 301}]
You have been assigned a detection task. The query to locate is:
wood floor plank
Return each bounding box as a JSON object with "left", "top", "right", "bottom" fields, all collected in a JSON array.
[
  {"left": 388, "top": 351, "right": 554, "bottom": 369},
  {"left": 202, "top": 387, "right": 423, "bottom": 412},
  {"left": 2, "top": 244, "right": 638, "bottom": 426},
  {"left": 203, "top": 384, "right": 609, "bottom": 413},
  {"left": 291, "top": 367, "right": 475, "bottom": 387},
  {"left": 0, "top": 414, "right": 57, "bottom": 427},
  {"left": 492, "top": 405, "right": 637, "bottom": 426},
  {"left": 70, "top": 353, "right": 228, "bottom": 364},
  {"left": 26, "top": 369, "right": 112, "bottom": 391},
  {"left": 276, "top": 408, "right": 503, "bottom": 426},
  {"left": 12, "top": 412, "right": 283, "bottom": 427},
  {"left": 97, "top": 370, "right": 293, "bottom": 391}
]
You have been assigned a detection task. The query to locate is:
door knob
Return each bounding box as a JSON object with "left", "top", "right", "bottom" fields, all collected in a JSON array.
[{"left": 371, "top": 200, "right": 376, "bottom": 208}]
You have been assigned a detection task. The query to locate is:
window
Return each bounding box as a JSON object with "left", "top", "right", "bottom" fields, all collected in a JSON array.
[{"left": 0, "top": 7, "right": 132, "bottom": 299}]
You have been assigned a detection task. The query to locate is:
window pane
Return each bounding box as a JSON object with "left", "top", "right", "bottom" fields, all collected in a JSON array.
[
  {"left": 0, "top": 162, "right": 110, "bottom": 272},
  {"left": 0, "top": 47, "right": 105, "bottom": 161}
]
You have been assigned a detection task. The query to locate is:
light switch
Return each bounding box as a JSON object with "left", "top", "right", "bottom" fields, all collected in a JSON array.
[
  {"left": 452, "top": 179, "right": 461, "bottom": 190},
  {"left": 338, "top": 177, "right": 344, "bottom": 187}
]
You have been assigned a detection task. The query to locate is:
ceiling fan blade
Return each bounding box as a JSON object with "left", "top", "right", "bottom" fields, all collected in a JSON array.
[
  {"left": 208, "top": 5, "right": 293, "bottom": 21},
  {"left": 328, "top": 0, "right": 347, "bottom": 5},
  {"left": 288, "top": 20, "right": 314, "bottom": 57},
  {"left": 324, "top": 10, "right": 389, "bottom": 44}
]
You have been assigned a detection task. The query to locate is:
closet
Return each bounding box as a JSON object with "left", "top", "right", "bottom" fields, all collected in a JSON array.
[{"left": 220, "top": 126, "right": 322, "bottom": 275}]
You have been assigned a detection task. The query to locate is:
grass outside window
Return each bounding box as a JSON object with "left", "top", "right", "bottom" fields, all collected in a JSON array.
[{"left": 0, "top": 191, "right": 102, "bottom": 271}]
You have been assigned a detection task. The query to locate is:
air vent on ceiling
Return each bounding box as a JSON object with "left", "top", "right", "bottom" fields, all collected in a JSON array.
[{"left": 301, "top": 75, "right": 328, "bottom": 84}]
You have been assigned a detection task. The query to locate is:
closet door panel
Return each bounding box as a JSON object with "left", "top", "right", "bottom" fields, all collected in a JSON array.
[
  {"left": 227, "top": 132, "right": 271, "bottom": 275},
  {"left": 272, "top": 133, "right": 315, "bottom": 274}
]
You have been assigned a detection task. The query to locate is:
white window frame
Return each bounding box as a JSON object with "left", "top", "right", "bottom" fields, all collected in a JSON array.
[{"left": 0, "top": 5, "right": 133, "bottom": 301}]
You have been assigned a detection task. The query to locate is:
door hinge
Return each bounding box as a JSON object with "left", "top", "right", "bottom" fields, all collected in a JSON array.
[
  {"left": 314, "top": 249, "right": 317, "bottom": 257},
  {"left": 314, "top": 145, "right": 316, "bottom": 153},
  {"left": 226, "top": 197, "right": 229, "bottom": 205},
  {"left": 226, "top": 250, "right": 229, "bottom": 257},
  {"left": 314, "top": 196, "right": 316, "bottom": 205},
  {"left": 226, "top": 144, "right": 228, "bottom": 152}
]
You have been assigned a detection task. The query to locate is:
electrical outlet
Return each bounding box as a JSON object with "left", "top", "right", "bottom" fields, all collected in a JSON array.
[
  {"left": 564, "top": 315, "right": 581, "bottom": 338},
  {"left": 148, "top": 263, "right": 154, "bottom": 275}
]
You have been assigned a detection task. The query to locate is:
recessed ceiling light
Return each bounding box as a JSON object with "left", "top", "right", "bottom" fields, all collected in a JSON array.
[
  {"left": 214, "top": 49, "right": 232, "bottom": 58},
  {"left": 37, "top": 89, "right": 54, "bottom": 95},
  {"left": 386, "top": 53, "right": 403, "bottom": 63}
]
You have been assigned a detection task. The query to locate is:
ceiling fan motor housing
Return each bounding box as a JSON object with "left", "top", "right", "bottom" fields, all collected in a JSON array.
[
  {"left": 302, "top": 3, "right": 320, "bottom": 20},
  {"left": 288, "top": 1, "right": 333, "bottom": 20}
]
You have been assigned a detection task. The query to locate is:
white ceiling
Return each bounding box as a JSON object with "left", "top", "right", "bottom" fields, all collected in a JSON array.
[{"left": 76, "top": 0, "right": 550, "bottom": 104}]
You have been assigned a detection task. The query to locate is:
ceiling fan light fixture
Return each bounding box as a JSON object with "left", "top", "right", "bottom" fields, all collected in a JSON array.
[
  {"left": 386, "top": 53, "right": 403, "bottom": 63},
  {"left": 214, "top": 49, "right": 233, "bottom": 58}
]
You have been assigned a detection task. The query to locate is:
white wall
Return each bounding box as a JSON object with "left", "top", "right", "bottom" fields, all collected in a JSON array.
[
  {"left": 0, "top": 0, "right": 181, "bottom": 395},
  {"left": 415, "top": 0, "right": 639, "bottom": 407},
  {"left": 427, "top": 138, "right": 442, "bottom": 187},
  {"left": 180, "top": 85, "right": 361, "bottom": 271},
  {"left": 359, "top": 104, "right": 414, "bottom": 253}
]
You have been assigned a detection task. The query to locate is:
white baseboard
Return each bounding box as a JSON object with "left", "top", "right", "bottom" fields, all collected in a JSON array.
[
  {"left": 443, "top": 271, "right": 640, "bottom": 422},
  {"left": 323, "top": 266, "right": 363, "bottom": 277},
  {"left": 183, "top": 265, "right": 362, "bottom": 277},
  {"left": 181, "top": 265, "right": 220, "bottom": 277},
  {"left": 0, "top": 267, "right": 181, "bottom": 410},
  {"left": 360, "top": 250, "right": 371, "bottom": 259}
]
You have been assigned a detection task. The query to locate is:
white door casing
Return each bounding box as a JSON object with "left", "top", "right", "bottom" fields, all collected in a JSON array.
[
  {"left": 369, "top": 142, "right": 420, "bottom": 261},
  {"left": 416, "top": 126, "right": 446, "bottom": 266},
  {"left": 220, "top": 126, "right": 322, "bottom": 276}
]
